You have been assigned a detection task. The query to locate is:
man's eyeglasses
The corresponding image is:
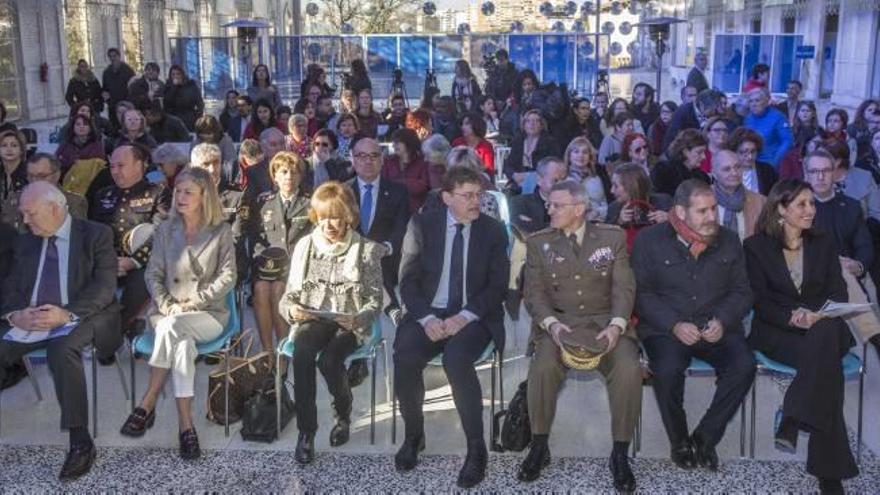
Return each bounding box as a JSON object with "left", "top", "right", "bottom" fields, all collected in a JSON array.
[
  {"left": 27, "top": 172, "right": 57, "bottom": 182},
  {"left": 353, "top": 152, "right": 382, "bottom": 160},
  {"left": 546, "top": 201, "right": 585, "bottom": 211},
  {"left": 451, "top": 191, "right": 482, "bottom": 202},
  {"left": 806, "top": 168, "right": 833, "bottom": 177}
]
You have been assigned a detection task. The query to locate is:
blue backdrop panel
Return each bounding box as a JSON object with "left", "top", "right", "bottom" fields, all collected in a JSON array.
[
  {"left": 202, "top": 38, "right": 234, "bottom": 100},
  {"left": 712, "top": 35, "right": 744, "bottom": 94},
  {"left": 367, "top": 36, "right": 398, "bottom": 74},
  {"left": 508, "top": 34, "right": 541, "bottom": 77},
  {"left": 575, "top": 35, "right": 599, "bottom": 97},
  {"left": 542, "top": 34, "right": 576, "bottom": 90},
  {"left": 771, "top": 35, "right": 803, "bottom": 93},
  {"left": 741, "top": 35, "right": 774, "bottom": 89}
]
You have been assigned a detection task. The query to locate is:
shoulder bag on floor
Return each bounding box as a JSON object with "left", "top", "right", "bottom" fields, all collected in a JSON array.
[
  {"left": 491, "top": 380, "right": 531, "bottom": 452},
  {"left": 206, "top": 331, "right": 273, "bottom": 425}
]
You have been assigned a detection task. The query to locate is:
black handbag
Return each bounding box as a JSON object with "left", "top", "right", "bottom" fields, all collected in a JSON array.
[
  {"left": 491, "top": 380, "right": 531, "bottom": 452},
  {"left": 240, "top": 375, "right": 295, "bottom": 443}
]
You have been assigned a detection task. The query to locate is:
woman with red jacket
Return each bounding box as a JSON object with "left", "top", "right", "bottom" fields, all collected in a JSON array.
[
  {"left": 382, "top": 128, "right": 430, "bottom": 213},
  {"left": 451, "top": 112, "right": 495, "bottom": 177}
]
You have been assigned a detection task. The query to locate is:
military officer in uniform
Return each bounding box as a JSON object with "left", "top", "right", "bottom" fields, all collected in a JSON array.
[
  {"left": 89, "top": 144, "right": 169, "bottom": 343},
  {"left": 247, "top": 151, "right": 312, "bottom": 354},
  {"left": 520, "top": 180, "right": 641, "bottom": 493},
  {"left": 190, "top": 143, "right": 248, "bottom": 281}
]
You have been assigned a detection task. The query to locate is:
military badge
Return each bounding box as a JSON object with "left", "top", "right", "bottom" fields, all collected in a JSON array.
[{"left": 587, "top": 246, "right": 615, "bottom": 273}]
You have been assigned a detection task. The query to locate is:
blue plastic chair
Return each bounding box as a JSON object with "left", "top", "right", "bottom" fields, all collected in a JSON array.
[
  {"left": 275, "top": 319, "right": 388, "bottom": 444},
  {"left": 390, "top": 341, "right": 502, "bottom": 445},
  {"left": 129, "top": 290, "right": 241, "bottom": 436},
  {"left": 634, "top": 356, "right": 749, "bottom": 458},
  {"left": 484, "top": 190, "right": 513, "bottom": 248},
  {"left": 749, "top": 348, "right": 866, "bottom": 464}
]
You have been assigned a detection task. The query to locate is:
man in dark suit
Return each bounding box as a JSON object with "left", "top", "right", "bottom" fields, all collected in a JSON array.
[
  {"left": 393, "top": 166, "right": 510, "bottom": 489},
  {"left": 509, "top": 157, "right": 567, "bottom": 234},
  {"left": 0, "top": 182, "right": 120, "bottom": 480},
  {"left": 631, "top": 179, "right": 755, "bottom": 472},
  {"left": 773, "top": 80, "right": 802, "bottom": 125},
  {"left": 661, "top": 90, "right": 722, "bottom": 153},
  {"left": 345, "top": 137, "right": 410, "bottom": 385},
  {"left": 686, "top": 51, "right": 710, "bottom": 94},
  {"left": 227, "top": 95, "right": 252, "bottom": 143}
]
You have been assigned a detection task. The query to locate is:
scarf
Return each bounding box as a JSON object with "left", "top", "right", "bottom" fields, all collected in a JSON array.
[
  {"left": 713, "top": 183, "right": 745, "bottom": 234},
  {"left": 669, "top": 211, "right": 710, "bottom": 258}
]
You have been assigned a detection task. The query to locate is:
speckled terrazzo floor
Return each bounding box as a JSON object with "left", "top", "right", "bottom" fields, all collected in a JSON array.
[{"left": 1, "top": 443, "right": 879, "bottom": 493}]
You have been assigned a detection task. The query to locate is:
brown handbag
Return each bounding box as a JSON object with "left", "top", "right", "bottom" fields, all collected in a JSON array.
[{"left": 206, "top": 331, "right": 274, "bottom": 425}]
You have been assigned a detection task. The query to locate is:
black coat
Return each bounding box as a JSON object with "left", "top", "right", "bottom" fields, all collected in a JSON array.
[
  {"left": 744, "top": 232, "right": 849, "bottom": 353},
  {"left": 65, "top": 77, "right": 104, "bottom": 113},
  {"left": 560, "top": 115, "right": 603, "bottom": 149},
  {"left": 749, "top": 161, "right": 779, "bottom": 196},
  {"left": 163, "top": 79, "right": 204, "bottom": 131},
  {"left": 398, "top": 208, "right": 510, "bottom": 350},
  {"left": 101, "top": 63, "right": 136, "bottom": 106},
  {"left": 650, "top": 159, "right": 711, "bottom": 197},
  {"left": 631, "top": 222, "right": 752, "bottom": 341},
  {"left": 814, "top": 193, "right": 874, "bottom": 270},
  {"left": 661, "top": 102, "right": 702, "bottom": 153},
  {"left": 686, "top": 67, "right": 709, "bottom": 93},
  {"left": 149, "top": 114, "right": 191, "bottom": 144},
  {"left": 509, "top": 189, "right": 550, "bottom": 234},
  {"left": 502, "top": 133, "right": 561, "bottom": 189},
  {"left": 346, "top": 177, "right": 410, "bottom": 256}
]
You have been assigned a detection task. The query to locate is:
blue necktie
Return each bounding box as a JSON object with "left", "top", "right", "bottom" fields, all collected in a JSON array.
[
  {"left": 360, "top": 184, "right": 373, "bottom": 233},
  {"left": 447, "top": 224, "right": 464, "bottom": 313},
  {"left": 37, "top": 236, "right": 62, "bottom": 306}
]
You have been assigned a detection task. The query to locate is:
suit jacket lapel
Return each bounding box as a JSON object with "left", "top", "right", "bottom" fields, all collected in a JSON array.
[
  {"left": 22, "top": 234, "right": 42, "bottom": 300},
  {"left": 801, "top": 236, "right": 816, "bottom": 294},
  {"left": 67, "top": 219, "right": 83, "bottom": 296},
  {"left": 370, "top": 179, "right": 389, "bottom": 236}
]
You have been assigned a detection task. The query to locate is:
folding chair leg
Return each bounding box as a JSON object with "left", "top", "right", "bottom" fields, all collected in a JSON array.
[
  {"left": 750, "top": 378, "right": 757, "bottom": 459},
  {"left": 92, "top": 350, "right": 98, "bottom": 438},
  {"left": 857, "top": 356, "right": 865, "bottom": 466},
  {"left": 489, "top": 353, "right": 497, "bottom": 447},
  {"left": 391, "top": 376, "right": 397, "bottom": 445},
  {"left": 739, "top": 393, "right": 746, "bottom": 458},
  {"left": 224, "top": 347, "right": 230, "bottom": 437},
  {"left": 23, "top": 358, "right": 42, "bottom": 401},
  {"left": 498, "top": 350, "right": 505, "bottom": 408},
  {"left": 370, "top": 345, "right": 378, "bottom": 445},
  {"left": 276, "top": 350, "right": 283, "bottom": 441},
  {"left": 130, "top": 341, "right": 137, "bottom": 411},
  {"left": 114, "top": 352, "right": 130, "bottom": 402},
  {"left": 383, "top": 340, "right": 391, "bottom": 405}
]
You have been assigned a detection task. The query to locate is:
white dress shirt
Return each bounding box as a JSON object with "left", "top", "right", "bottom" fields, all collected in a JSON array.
[{"left": 420, "top": 211, "right": 478, "bottom": 325}]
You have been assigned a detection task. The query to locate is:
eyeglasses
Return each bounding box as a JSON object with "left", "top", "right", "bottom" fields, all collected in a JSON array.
[
  {"left": 27, "top": 172, "right": 57, "bottom": 182},
  {"left": 546, "top": 201, "right": 585, "bottom": 211},
  {"left": 709, "top": 127, "right": 728, "bottom": 133},
  {"left": 806, "top": 168, "right": 833, "bottom": 176},
  {"left": 353, "top": 152, "right": 382, "bottom": 161},
  {"left": 451, "top": 191, "right": 482, "bottom": 202}
]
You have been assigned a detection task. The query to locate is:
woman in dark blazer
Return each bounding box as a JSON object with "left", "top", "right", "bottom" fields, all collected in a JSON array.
[
  {"left": 743, "top": 179, "right": 858, "bottom": 492},
  {"left": 502, "top": 109, "right": 560, "bottom": 194}
]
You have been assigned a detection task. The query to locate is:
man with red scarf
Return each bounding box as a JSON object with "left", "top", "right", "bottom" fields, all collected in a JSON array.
[{"left": 631, "top": 179, "right": 756, "bottom": 472}]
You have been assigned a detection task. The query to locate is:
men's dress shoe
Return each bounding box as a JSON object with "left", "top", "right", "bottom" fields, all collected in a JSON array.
[
  {"left": 517, "top": 442, "right": 550, "bottom": 482},
  {"left": 457, "top": 440, "right": 488, "bottom": 489},
  {"left": 819, "top": 478, "right": 845, "bottom": 495},
  {"left": 178, "top": 428, "right": 201, "bottom": 460},
  {"left": 394, "top": 434, "right": 425, "bottom": 471},
  {"left": 774, "top": 416, "right": 799, "bottom": 454},
  {"left": 691, "top": 433, "right": 719, "bottom": 471},
  {"left": 347, "top": 359, "right": 369, "bottom": 388},
  {"left": 329, "top": 418, "right": 351, "bottom": 447},
  {"left": 120, "top": 407, "right": 156, "bottom": 437},
  {"left": 295, "top": 431, "right": 316, "bottom": 465},
  {"left": 59, "top": 443, "right": 95, "bottom": 481},
  {"left": 610, "top": 452, "right": 637, "bottom": 493},
  {"left": 670, "top": 440, "right": 697, "bottom": 470}
]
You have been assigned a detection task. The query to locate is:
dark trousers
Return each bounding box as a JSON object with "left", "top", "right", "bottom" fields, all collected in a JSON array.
[
  {"left": 381, "top": 254, "right": 401, "bottom": 308},
  {"left": 292, "top": 319, "right": 358, "bottom": 433},
  {"left": 643, "top": 331, "right": 756, "bottom": 448},
  {"left": 393, "top": 313, "right": 492, "bottom": 442},
  {"left": 119, "top": 267, "right": 150, "bottom": 331},
  {"left": 0, "top": 310, "right": 116, "bottom": 430},
  {"left": 766, "top": 318, "right": 859, "bottom": 480}
]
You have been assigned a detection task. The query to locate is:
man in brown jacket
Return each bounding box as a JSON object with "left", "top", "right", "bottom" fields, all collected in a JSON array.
[{"left": 519, "top": 180, "right": 641, "bottom": 492}]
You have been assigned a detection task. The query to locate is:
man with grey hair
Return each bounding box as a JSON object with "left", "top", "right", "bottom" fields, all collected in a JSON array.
[
  {"left": 744, "top": 86, "right": 792, "bottom": 169},
  {"left": 662, "top": 89, "right": 722, "bottom": 152},
  {"left": 510, "top": 156, "right": 567, "bottom": 234},
  {"left": 687, "top": 51, "right": 710, "bottom": 93},
  {"left": 151, "top": 142, "right": 189, "bottom": 186},
  {"left": 519, "top": 179, "right": 640, "bottom": 491},
  {"left": 0, "top": 181, "right": 119, "bottom": 480},
  {"left": 25, "top": 153, "right": 88, "bottom": 219},
  {"left": 245, "top": 127, "right": 286, "bottom": 197}
]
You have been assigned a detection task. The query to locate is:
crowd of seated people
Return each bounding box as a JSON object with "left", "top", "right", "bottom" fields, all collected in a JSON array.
[{"left": 0, "top": 50, "right": 877, "bottom": 494}]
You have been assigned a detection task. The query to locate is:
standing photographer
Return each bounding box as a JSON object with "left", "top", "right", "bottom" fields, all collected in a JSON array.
[{"left": 484, "top": 49, "right": 518, "bottom": 111}]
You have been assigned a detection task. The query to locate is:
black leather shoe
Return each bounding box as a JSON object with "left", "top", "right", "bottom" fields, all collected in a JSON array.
[
  {"left": 819, "top": 478, "right": 844, "bottom": 495},
  {"left": 347, "top": 359, "right": 369, "bottom": 388},
  {"left": 610, "top": 452, "right": 636, "bottom": 493},
  {"left": 517, "top": 442, "right": 550, "bottom": 482},
  {"left": 59, "top": 443, "right": 95, "bottom": 481},
  {"left": 178, "top": 428, "right": 200, "bottom": 460},
  {"left": 329, "top": 418, "right": 351, "bottom": 447},
  {"left": 775, "top": 416, "right": 799, "bottom": 454},
  {"left": 670, "top": 439, "right": 697, "bottom": 470},
  {"left": 295, "top": 431, "right": 316, "bottom": 465},
  {"left": 120, "top": 407, "right": 155, "bottom": 437},
  {"left": 691, "top": 433, "right": 719, "bottom": 471},
  {"left": 394, "top": 434, "right": 425, "bottom": 471},
  {"left": 457, "top": 439, "right": 488, "bottom": 489}
]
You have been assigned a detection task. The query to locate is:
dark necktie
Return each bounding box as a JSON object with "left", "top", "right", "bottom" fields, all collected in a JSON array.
[
  {"left": 447, "top": 223, "right": 465, "bottom": 313},
  {"left": 568, "top": 233, "right": 580, "bottom": 254},
  {"left": 37, "top": 236, "right": 62, "bottom": 306},
  {"left": 283, "top": 199, "right": 294, "bottom": 229}
]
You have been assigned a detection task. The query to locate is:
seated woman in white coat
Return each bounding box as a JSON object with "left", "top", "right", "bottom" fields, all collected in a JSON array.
[{"left": 119, "top": 166, "right": 236, "bottom": 460}]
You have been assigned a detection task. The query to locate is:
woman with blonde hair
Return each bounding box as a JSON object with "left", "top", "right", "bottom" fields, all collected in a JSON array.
[
  {"left": 119, "top": 167, "right": 236, "bottom": 460},
  {"left": 564, "top": 136, "right": 608, "bottom": 221},
  {"left": 280, "top": 180, "right": 386, "bottom": 464}
]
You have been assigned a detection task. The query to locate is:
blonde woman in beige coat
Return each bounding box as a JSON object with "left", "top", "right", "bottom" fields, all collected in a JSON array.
[{"left": 119, "top": 167, "right": 236, "bottom": 460}]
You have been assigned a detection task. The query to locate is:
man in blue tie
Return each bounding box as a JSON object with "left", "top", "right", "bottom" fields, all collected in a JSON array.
[
  {"left": 345, "top": 137, "right": 409, "bottom": 385},
  {"left": 0, "top": 182, "right": 119, "bottom": 480},
  {"left": 393, "top": 166, "right": 510, "bottom": 488}
]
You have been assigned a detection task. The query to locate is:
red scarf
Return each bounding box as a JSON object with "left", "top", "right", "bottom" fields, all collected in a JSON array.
[{"left": 669, "top": 212, "right": 709, "bottom": 258}]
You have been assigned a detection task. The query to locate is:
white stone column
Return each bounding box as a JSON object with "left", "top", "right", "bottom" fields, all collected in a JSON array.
[{"left": 831, "top": 0, "right": 880, "bottom": 107}]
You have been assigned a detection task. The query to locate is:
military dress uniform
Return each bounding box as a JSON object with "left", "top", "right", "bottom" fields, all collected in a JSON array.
[
  {"left": 219, "top": 181, "right": 248, "bottom": 283},
  {"left": 523, "top": 221, "right": 642, "bottom": 442},
  {"left": 247, "top": 190, "right": 312, "bottom": 281},
  {"left": 89, "top": 178, "right": 170, "bottom": 332}
]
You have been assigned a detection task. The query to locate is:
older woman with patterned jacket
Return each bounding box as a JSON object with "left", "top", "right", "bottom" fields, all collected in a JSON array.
[{"left": 279, "top": 180, "right": 387, "bottom": 465}]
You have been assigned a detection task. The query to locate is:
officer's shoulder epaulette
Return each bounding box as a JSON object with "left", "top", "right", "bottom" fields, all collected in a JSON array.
[
  {"left": 590, "top": 221, "right": 624, "bottom": 232},
  {"left": 527, "top": 227, "right": 556, "bottom": 240},
  {"left": 257, "top": 191, "right": 276, "bottom": 203}
]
